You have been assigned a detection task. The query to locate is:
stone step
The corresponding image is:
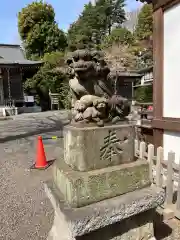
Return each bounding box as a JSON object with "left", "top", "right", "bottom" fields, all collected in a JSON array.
[
  {"left": 45, "top": 181, "right": 165, "bottom": 240},
  {"left": 53, "top": 159, "right": 151, "bottom": 208}
]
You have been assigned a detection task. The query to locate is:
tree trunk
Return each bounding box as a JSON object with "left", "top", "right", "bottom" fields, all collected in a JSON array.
[{"left": 108, "top": 24, "right": 112, "bottom": 35}]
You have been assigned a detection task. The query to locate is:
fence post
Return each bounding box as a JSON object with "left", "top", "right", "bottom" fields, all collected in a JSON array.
[
  {"left": 166, "top": 151, "right": 175, "bottom": 205},
  {"left": 147, "top": 144, "right": 154, "bottom": 183},
  {"left": 139, "top": 141, "right": 146, "bottom": 159},
  {"left": 156, "top": 147, "right": 163, "bottom": 187},
  {"left": 134, "top": 140, "right": 139, "bottom": 156},
  {"left": 176, "top": 158, "right": 180, "bottom": 212}
]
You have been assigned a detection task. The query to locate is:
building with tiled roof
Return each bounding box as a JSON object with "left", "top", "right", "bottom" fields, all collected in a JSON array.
[{"left": 0, "top": 44, "right": 42, "bottom": 107}]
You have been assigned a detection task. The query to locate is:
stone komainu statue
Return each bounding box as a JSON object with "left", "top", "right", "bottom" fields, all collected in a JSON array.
[{"left": 66, "top": 49, "right": 130, "bottom": 126}]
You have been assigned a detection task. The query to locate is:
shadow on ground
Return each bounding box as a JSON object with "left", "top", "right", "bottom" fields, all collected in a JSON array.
[
  {"left": 0, "top": 118, "right": 69, "bottom": 143},
  {"left": 154, "top": 211, "right": 173, "bottom": 239}
]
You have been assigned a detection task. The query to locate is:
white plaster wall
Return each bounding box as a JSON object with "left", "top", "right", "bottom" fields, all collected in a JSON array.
[
  {"left": 140, "top": 76, "right": 145, "bottom": 85},
  {"left": 163, "top": 3, "right": 180, "bottom": 118},
  {"left": 163, "top": 131, "right": 180, "bottom": 164}
]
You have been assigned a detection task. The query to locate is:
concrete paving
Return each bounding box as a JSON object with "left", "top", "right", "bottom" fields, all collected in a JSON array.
[{"left": 0, "top": 110, "right": 70, "bottom": 142}]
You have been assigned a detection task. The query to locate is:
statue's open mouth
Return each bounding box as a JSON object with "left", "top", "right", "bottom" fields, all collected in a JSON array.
[
  {"left": 73, "top": 61, "right": 94, "bottom": 73},
  {"left": 75, "top": 67, "right": 88, "bottom": 72}
]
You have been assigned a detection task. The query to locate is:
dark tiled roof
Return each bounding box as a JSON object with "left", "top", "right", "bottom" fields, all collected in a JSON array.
[
  {"left": 0, "top": 59, "right": 42, "bottom": 65},
  {"left": 0, "top": 44, "right": 42, "bottom": 66}
]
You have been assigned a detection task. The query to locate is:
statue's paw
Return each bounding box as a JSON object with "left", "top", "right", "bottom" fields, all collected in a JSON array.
[
  {"left": 112, "top": 116, "right": 121, "bottom": 124},
  {"left": 74, "top": 112, "right": 84, "bottom": 122},
  {"left": 84, "top": 119, "right": 90, "bottom": 123},
  {"left": 74, "top": 100, "right": 86, "bottom": 112},
  {"left": 97, "top": 120, "right": 104, "bottom": 127},
  {"left": 83, "top": 107, "right": 94, "bottom": 120},
  {"left": 104, "top": 117, "right": 111, "bottom": 123}
]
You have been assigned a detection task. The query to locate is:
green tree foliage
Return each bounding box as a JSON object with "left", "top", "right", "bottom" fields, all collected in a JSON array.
[
  {"left": 129, "top": 4, "right": 153, "bottom": 69},
  {"left": 134, "top": 4, "right": 153, "bottom": 41},
  {"left": 18, "top": 1, "right": 67, "bottom": 59},
  {"left": 67, "top": 2, "right": 101, "bottom": 50},
  {"left": 67, "top": 19, "right": 94, "bottom": 51},
  {"left": 24, "top": 51, "right": 71, "bottom": 110},
  {"left": 67, "top": 0, "right": 126, "bottom": 50},
  {"left": 43, "top": 51, "right": 65, "bottom": 67},
  {"left": 134, "top": 85, "right": 153, "bottom": 103},
  {"left": 136, "top": 45, "right": 153, "bottom": 69},
  {"left": 97, "top": 0, "right": 126, "bottom": 35},
  {"left": 102, "top": 27, "right": 134, "bottom": 47}
]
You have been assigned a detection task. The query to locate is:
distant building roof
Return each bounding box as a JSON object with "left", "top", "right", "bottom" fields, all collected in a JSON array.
[
  {"left": 110, "top": 68, "right": 142, "bottom": 78},
  {"left": 137, "top": 66, "right": 153, "bottom": 74},
  {"left": 0, "top": 44, "right": 42, "bottom": 66}
]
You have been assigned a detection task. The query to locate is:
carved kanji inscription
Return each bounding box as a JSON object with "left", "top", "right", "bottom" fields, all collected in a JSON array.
[{"left": 100, "top": 130, "right": 128, "bottom": 162}]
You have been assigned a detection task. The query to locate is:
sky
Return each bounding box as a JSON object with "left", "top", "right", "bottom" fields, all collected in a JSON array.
[{"left": 0, "top": 0, "right": 142, "bottom": 45}]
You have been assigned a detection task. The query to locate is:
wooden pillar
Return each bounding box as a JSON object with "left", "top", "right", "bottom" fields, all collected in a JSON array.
[
  {"left": 132, "top": 81, "right": 134, "bottom": 100},
  {"left": 7, "top": 68, "right": 12, "bottom": 105},
  {"left": 20, "top": 67, "right": 24, "bottom": 104},
  {"left": 0, "top": 68, "right": 4, "bottom": 105}
]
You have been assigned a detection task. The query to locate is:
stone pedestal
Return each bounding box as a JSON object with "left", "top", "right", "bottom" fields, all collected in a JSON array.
[
  {"left": 45, "top": 182, "right": 165, "bottom": 240},
  {"left": 64, "top": 124, "right": 135, "bottom": 171},
  {"left": 53, "top": 158, "right": 150, "bottom": 207},
  {"left": 46, "top": 123, "right": 165, "bottom": 240}
]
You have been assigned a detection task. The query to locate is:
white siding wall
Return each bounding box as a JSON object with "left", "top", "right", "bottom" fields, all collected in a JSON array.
[
  {"left": 164, "top": 131, "right": 180, "bottom": 163},
  {"left": 140, "top": 71, "right": 153, "bottom": 85},
  {"left": 163, "top": 3, "right": 180, "bottom": 118},
  {"left": 163, "top": 3, "right": 180, "bottom": 163}
]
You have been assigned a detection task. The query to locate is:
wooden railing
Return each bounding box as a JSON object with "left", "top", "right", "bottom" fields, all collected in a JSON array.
[
  {"left": 135, "top": 140, "right": 180, "bottom": 220},
  {"left": 131, "top": 102, "right": 153, "bottom": 128}
]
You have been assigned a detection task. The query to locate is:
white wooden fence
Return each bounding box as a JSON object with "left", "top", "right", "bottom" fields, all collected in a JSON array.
[{"left": 135, "top": 140, "right": 180, "bottom": 220}]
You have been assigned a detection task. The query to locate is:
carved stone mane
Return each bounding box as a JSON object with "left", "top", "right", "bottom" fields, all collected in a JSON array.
[{"left": 66, "top": 49, "right": 130, "bottom": 126}]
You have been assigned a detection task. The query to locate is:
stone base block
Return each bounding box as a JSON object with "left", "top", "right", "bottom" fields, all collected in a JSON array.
[
  {"left": 45, "top": 182, "right": 165, "bottom": 240},
  {"left": 53, "top": 159, "right": 150, "bottom": 207},
  {"left": 163, "top": 208, "right": 175, "bottom": 221},
  {"left": 64, "top": 124, "right": 135, "bottom": 171}
]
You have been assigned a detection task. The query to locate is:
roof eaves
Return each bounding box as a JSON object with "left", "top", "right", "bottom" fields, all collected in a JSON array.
[
  {"left": 0, "top": 59, "right": 43, "bottom": 67},
  {"left": 110, "top": 69, "right": 142, "bottom": 77},
  {"left": 0, "top": 44, "right": 21, "bottom": 48}
]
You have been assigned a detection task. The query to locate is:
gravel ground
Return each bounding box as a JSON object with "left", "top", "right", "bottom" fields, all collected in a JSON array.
[{"left": 0, "top": 131, "right": 63, "bottom": 240}]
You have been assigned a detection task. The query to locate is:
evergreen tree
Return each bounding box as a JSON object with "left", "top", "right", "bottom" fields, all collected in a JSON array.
[
  {"left": 18, "top": 1, "right": 67, "bottom": 59},
  {"left": 103, "top": 27, "right": 134, "bottom": 47},
  {"left": 98, "top": 0, "right": 126, "bottom": 35},
  {"left": 134, "top": 4, "right": 153, "bottom": 40},
  {"left": 67, "top": 0, "right": 126, "bottom": 50}
]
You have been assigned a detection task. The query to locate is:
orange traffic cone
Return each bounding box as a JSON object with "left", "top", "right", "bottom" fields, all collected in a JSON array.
[{"left": 31, "top": 136, "right": 54, "bottom": 170}]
